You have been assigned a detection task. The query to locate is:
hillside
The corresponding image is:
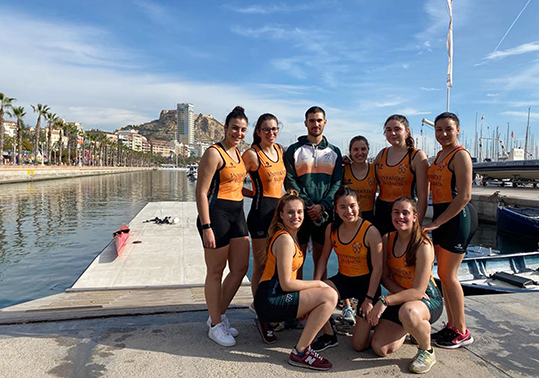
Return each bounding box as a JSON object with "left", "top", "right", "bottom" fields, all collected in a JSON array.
[{"left": 120, "top": 110, "right": 229, "bottom": 144}]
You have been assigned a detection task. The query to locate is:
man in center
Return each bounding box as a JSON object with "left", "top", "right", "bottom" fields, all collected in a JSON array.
[{"left": 284, "top": 106, "right": 343, "bottom": 279}]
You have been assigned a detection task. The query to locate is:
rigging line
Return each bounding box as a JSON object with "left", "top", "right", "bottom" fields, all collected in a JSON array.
[{"left": 493, "top": 0, "right": 532, "bottom": 53}]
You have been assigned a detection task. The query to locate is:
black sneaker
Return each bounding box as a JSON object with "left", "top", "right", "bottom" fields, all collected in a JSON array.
[
  {"left": 435, "top": 327, "right": 474, "bottom": 349},
  {"left": 311, "top": 333, "right": 339, "bottom": 352},
  {"left": 431, "top": 324, "right": 451, "bottom": 342}
]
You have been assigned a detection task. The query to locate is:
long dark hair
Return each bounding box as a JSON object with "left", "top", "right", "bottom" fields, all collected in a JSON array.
[
  {"left": 384, "top": 114, "right": 414, "bottom": 150},
  {"left": 434, "top": 112, "right": 460, "bottom": 127},
  {"left": 392, "top": 197, "right": 432, "bottom": 266},
  {"left": 225, "top": 106, "right": 248, "bottom": 128},
  {"left": 331, "top": 186, "right": 360, "bottom": 232},
  {"left": 263, "top": 190, "right": 305, "bottom": 264},
  {"left": 252, "top": 113, "right": 279, "bottom": 146}
]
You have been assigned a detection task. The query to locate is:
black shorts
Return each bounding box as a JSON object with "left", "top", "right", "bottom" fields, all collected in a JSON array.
[
  {"left": 361, "top": 210, "right": 375, "bottom": 224},
  {"left": 297, "top": 210, "right": 332, "bottom": 246},
  {"left": 329, "top": 272, "right": 380, "bottom": 302},
  {"left": 247, "top": 197, "right": 279, "bottom": 239},
  {"left": 374, "top": 198, "right": 396, "bottom": 237},
  {"left": 432, "top": 202, "right": 478, "bottom": 254},
  {"left": 254, "top": 277, "right": 300, "bottom": 323},
  {"left": 197, "top": 199, "right": 248, "bottom": 249},
  {"left": 381, "top": 280, "right": 443, "bottom": 326}
]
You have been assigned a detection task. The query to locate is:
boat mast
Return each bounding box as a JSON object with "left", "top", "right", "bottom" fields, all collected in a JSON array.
[
  {"left": 474, "top": 112, "right": 478, "bottom": 158},
  {"left": 524, "top": 107, "right": 531, "bottom": 160}
]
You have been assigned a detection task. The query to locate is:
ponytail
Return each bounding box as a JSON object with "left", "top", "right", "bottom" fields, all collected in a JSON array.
[{"left": 225, "top": 106, "right": 248, "bottom": 128}]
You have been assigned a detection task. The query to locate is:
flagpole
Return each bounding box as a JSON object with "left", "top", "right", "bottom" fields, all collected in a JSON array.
[{"left": 446, "top": 0, "right": 453, "bottom": 112}]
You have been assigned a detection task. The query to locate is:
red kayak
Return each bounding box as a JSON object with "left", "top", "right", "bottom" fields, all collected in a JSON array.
[{"left": 113, "top": 225, "right": 130, "bottom": 256}]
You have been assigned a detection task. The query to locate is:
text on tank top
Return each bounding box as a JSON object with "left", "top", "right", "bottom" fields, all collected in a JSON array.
[
  {"left": 249, "top": 144, "right": 286, "bottom": 199},
  {"left": 259, "top": 229, "right": 304, "bottom": 283},
  {"left": 208, "top": 143, "right": 246, "bottom": 203},
  {"left": 428, "top": 145, "right": 467, "bottom": 204},
  {"left": 331, "top": 219, "right": 372, "bottom": 277},
  {"left": 376, "top": 147, "right": 418, "bottom": 202},
  {"left": 386, "top": 232, "right": 435, "bottom": 290},
  {"left": 343, "top": 163, "right": 377, "bottom": 212}
]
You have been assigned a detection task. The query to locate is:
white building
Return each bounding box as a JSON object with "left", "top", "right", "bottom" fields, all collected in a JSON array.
[
  {"left": 177, "top": 103, "right": 194, "bottom": 145},
  {"left": 2, "top": 120, "right": 17, "bottom": 138}
]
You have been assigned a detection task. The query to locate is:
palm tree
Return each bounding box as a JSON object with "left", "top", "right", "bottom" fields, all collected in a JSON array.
[
  {"left": 55, "top": 119, "right": 65, "bottom": 165},
  {"left": 0, "top": 93, "right": 16, "bottom": 165},
  {"left": 44, "top": 112, "right": 57, "bottom": 165},
  {"left": 31, "top": 104, "right": 50, "bottom": 164},
  {"left": 7, "top": 106, "right": 26, "bottom": 165}
]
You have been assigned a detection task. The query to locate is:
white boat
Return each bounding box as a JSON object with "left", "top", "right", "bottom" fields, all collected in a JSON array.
[{"left": 433, "top": 249, "right": 539, "bottom": 295}]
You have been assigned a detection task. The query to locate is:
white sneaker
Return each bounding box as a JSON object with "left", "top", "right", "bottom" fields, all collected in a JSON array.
[
  {"left": 207, "top": 315, "right": 239, "bottom": 337},
  {"left": 221, "top": 314, "right": 239, "bottom": 337},
  {"left": 208, "top": 322, "right": 236, "bottom": 347}
]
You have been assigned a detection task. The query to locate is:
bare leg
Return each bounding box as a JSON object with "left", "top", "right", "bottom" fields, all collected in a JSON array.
[
  {"left": 436, "top": 246, "right": 466, "bottom": 332},
  {"left": 399, "top": 301, "right": 432, "bottom": 350},
  {"left": 295, "top": 287, "right": 338, "bottom": 351},
  {"left": 250, "top": 238, "right": 266, "bottom": 296},
  {"left": 352, "top": 317, "right": 373, "bottom": 351},
  {"left": 371, "top": 319, "right": 407, "bottom": 357},
  {"left": 220, "top": 237, "right": 249, "bottom": 314},
  {"left": 319, "top": 280, "right": 340, "bottom": 335},
  {"left": 204, "top": 245, "right": 229, "bottom": 325}
]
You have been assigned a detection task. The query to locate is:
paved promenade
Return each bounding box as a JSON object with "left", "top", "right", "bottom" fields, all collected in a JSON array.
[
  {"left": 1, "top": 292, "right": 538, "bottom": 378},
  {"left": 0, "top": 165, "right": 152, "bottom": 184}
]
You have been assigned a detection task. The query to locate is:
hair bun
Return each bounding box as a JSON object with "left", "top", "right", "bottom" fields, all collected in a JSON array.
[{"left": 233, "top": 106, "right": 245, "bottom": 113}]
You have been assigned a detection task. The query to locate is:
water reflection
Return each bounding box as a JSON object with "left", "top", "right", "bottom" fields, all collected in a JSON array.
[{"left": 0, "top": 170, "right": 196, "bottom": 308}]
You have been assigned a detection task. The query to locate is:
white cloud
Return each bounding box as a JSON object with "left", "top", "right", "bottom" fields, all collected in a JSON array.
[
  {"left": 483, "top": 41, "right": 539, "bottom": 61},
  {"left": 396, "top": 108, "right": 432, "bottom": 116},
  {"left": 420, "top": 87, "right": 440, "bottom": 91},
  {"left": 134, "top": 0, "right": 172, "bottom": 25},
  {"left": 486, "top": 93, "right": 498, "bottom": 97},
  {"left": 223, "top": 1, "right": 335, "bottom": 14}
]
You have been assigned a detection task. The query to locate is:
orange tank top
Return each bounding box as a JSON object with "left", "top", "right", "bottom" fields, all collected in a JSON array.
[
  {"left": 260, "top": 229, "right": 304, "bottom": 283},
  {"left": 343, "top": 163, "right": 377, "bottom": 212},
  {"left": 386, "top": 232, "right": 435, "bottom": 289},
  {"left": 331, "top": 219, "right": 372, "bottom": 277},
  {"left": 249, "top": 144, "right": 286, "bottom": 199},
  {"left": 208, "top": 143, "right": 246, "bottom": 203},
  {"left": 428, "top": 146, "right": 468, "bottom": 204},
  {"left": 376, "top": 147, "right": 419, "bottom": 202}
]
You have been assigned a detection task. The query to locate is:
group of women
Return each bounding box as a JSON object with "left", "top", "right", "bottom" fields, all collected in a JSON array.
[{"left": 195, "top": 106, "right": 477, "bottom": 373}]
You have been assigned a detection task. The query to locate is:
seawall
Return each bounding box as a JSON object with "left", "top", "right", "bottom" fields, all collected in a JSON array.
[{"left": 0, "top": 165, "right": 153, "bottom": 184}]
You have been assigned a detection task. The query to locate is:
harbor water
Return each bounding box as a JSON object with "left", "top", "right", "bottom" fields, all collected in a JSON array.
[{"left": 0, "top": 170, "right": 534, "bottom": 309}]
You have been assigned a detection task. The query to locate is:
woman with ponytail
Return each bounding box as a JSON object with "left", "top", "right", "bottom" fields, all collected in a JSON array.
[
  {"left": 373, "top": 115, "right": 429, "bottom": 237},
  {"left": 196, "top": 106, "right": 250, "bottom": 347},
  {"left": 368, "top": 198, "right": 443, "bottom": 374}
]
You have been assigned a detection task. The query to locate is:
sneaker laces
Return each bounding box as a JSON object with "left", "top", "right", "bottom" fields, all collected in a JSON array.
[
  {"left": 306, "top": 346, "right": 324, "bottom": 361},
  {"left": 414, "top": 349, "right": 430, "bottom": 364}
]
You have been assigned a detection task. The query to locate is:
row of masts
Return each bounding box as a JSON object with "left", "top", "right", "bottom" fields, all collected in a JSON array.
[{"left": 419, "top": 108, "right": 535, "bottom": 161}]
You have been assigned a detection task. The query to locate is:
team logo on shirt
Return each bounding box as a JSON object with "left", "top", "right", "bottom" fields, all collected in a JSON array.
[
  {"left": 398, "top": 163, "right": 408, "bottom": 174},
  {"left": 353, "top": 242, "right": 363, "bottom": 254},
  {"left": 437, "top": 162, "right": 447, "bottom": 171},
  {"left": 345, "top": 178, "right": 353, "bottom": 185},
  {"left": 368, "top": 177, "right": 376, "bottom": 187}
]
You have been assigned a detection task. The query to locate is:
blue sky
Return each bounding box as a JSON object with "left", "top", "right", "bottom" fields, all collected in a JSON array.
[{"left": 1, "top": 0, "right": 539, "bottom": 157}]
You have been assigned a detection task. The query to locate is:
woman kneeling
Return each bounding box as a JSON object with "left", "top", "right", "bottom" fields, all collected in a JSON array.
[
  {"left": 254, "top": 190, "right": 338, "bottom": 371},
  {"left": 369, "top": 197, "right": 443, "bottom": 374}
]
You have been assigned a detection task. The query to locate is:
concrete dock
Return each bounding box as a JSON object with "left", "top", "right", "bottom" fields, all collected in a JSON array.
[{"left": 1, "top": 200, "right": 539, "bottom": 377}]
